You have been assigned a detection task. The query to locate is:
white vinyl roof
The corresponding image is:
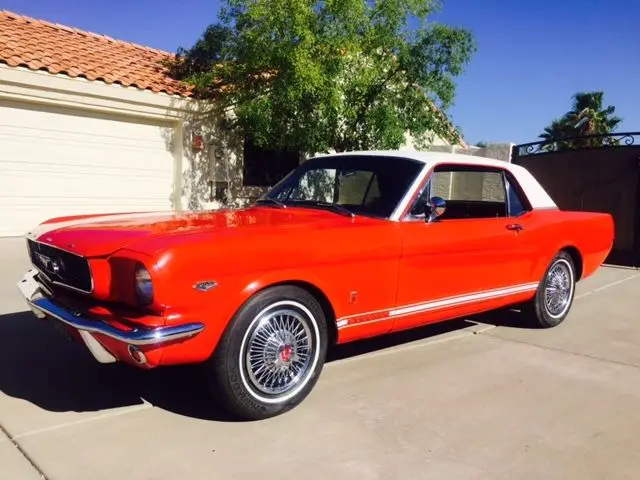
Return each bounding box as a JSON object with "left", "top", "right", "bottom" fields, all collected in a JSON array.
[{"left": 317, "top": 150, "right": 558, "bottom": 211}]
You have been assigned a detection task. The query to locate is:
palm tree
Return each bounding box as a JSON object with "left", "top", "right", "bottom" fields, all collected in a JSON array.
[
  {"left": 566, "top": 92, "right": 622, "bottom": 137},
  {"left": 538, "top": 118, "right": 573, "bottom": 151},
  {"left": 539, "top": 91, "right": 623, "bottom": 149}
]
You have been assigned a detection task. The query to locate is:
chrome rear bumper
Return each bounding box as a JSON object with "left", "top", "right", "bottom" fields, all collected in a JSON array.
[{"left": 17, "top": 269, "right": 205, "bottom": 363}]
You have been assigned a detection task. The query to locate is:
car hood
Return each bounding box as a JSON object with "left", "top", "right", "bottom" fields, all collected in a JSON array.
[{"left": 28, "top": 207, "right": 361, "bottom": 257}]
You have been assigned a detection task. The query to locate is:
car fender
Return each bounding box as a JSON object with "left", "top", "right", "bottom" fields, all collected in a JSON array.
[
  {"left": 530, "top": 241, "right": 581, "bottom": 283},
  {"left": 235, "top": 268, "right": 336, "bottom": 317}
]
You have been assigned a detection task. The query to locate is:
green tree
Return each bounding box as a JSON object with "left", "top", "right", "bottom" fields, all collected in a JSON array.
[
  {"left": 538, "top": 118, "right": 574, "bottom": 151},
  {"left": 539, "top": 91, "right": 623, "bottom": 149},
  {"left": 167, "top": 0, "right": 476, "bottom": 155}
]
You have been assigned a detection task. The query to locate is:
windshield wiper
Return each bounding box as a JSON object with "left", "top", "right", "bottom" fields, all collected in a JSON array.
[
  {"left": 290, "top": 200, "right": 355, "bottom": 217},
  {"left": 317, "top": 202, "right": 355, "bottom": 217},
  {"left": 255, "top": 197, "right": 287, "bottom": 209}
]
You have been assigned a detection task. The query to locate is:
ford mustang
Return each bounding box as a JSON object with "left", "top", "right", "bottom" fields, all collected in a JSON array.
[{"left": 17, "top": 151, "right": 614, "bottom": 420}]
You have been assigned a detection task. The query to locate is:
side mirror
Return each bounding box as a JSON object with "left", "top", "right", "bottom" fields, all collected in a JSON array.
[{"left": 425, "top": 196, "right": 446, "bottom": 223}]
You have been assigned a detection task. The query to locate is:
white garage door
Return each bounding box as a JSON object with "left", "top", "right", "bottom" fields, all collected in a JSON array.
[{"left": 0, "top": 100, "right": 177, "bottom": 236}]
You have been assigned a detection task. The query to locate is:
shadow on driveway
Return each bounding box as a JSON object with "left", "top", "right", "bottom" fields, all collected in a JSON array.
[{"left": 0, "top": 307, "right": 533, "bottom": 423}]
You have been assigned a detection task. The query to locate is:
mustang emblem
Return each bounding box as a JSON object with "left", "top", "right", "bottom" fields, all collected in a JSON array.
[{"left": 36, "top": 253, "right": 63, "bottom": 276}]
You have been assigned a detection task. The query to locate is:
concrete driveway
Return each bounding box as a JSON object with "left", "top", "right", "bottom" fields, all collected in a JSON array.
[{"left": 2, "top": 237, "right": 640, "bottom": 479}]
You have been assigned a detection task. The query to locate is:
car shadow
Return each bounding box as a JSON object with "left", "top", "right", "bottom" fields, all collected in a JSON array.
[
  {"left": 0, "top": 308, "right": 531, "bottom": 423},
  {"left": 470, "top": 306, "right": 537, "bottom": 329}
]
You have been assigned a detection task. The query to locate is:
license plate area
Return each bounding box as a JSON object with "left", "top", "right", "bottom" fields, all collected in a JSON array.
[{"left": 17, "top": 269, "right": 41, "bottom": 301}]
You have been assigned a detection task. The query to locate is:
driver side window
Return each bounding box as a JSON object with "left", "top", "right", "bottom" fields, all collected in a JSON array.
[{"left": 407, "top": 164, "right": 531, "bottom": 221}]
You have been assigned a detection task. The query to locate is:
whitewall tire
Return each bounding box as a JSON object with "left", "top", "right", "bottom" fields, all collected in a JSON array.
[
  {"left": 523, "top": 251, "right": 576, "bottom": 328},
  {"left": 205, "top": 285, "right": 328, "bottom": 420}
]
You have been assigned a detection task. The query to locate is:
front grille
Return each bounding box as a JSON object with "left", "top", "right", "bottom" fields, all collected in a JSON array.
[{"left": 27, "top": 239, "right": 93, "bottom": 293}]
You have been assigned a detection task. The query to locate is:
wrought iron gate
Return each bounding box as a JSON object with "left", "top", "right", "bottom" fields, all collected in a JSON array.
[{"left": 511, "top": 132, "right": 640, "bottom": 267}]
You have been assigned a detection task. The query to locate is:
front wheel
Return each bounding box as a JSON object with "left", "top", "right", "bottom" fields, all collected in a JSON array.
[
  {"left": 204, "top": 285, "right": 328, "bottom": 420},
  {"left": 523, "top": 251, "right": 576, "bottom": 328}
]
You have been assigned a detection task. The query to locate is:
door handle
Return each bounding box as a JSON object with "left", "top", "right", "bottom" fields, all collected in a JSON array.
[{"left": 506, "top": 223, "right": 524, "bottom": 231}]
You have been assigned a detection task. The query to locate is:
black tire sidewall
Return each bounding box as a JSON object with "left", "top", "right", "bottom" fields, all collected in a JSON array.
[
  {"left": 207, "top": 285, "right": 328, "bottom": 420},
  {"left": 532, "top": 251, "right": 576, "bottom": 328}
]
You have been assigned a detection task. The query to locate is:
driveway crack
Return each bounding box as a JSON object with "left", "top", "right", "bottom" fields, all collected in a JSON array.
[
  {"left": 0, "top": 422, "right": 48, "bottom": 480},
  {"left": 480, "top": 331, "right": 640, "bottom": 371}
]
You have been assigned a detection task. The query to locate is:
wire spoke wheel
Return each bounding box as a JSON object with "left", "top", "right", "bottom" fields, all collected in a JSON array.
[
  {"left": 244, "top": 307, "right": 314, "bottom": 396},
  {"left": 543, "top": 260, "right": 572, "bottom": 317}
]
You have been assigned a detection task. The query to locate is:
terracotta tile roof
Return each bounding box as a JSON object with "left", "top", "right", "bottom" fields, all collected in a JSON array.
[
  {"left": 0, "top": 10, "right": 466, "bottom": 147},
  {"left": 0, "top": 10, "right": 191, "bottom": 96}
]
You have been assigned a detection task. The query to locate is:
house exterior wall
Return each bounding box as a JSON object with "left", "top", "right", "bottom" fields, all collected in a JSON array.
[
  {"left": 178, "top": 114, "right": 265, "bottom": 211},
  {"left": 431, "top": 142, "right": 514, "bottom": 162},
  {"left": 0, "top": 65, "right": 191, "bottom": 229},
  {"left": 0, "top": 64, "right": 468, "bottom": 219},
  {"left": 0, "top": 65, "right": 267, "bottom": 216},
  {"left": 401, "top": 131, "right": 455, "bottom": 151},
  {"left": 0, "top": 97, "right": 178, "bottom": 236}
]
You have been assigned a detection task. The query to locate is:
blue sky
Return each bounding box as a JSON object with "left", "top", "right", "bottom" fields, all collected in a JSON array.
[{"left": 3, "top": 0, "right": 639, "bottom": 145}]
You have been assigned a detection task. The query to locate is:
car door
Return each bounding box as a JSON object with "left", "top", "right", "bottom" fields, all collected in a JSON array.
[
  {"left": 501, "top": 168, "right": 540, "bottom": 281},
  {"left": 392, "top": 163, "right": 536, "bottom": 332}
]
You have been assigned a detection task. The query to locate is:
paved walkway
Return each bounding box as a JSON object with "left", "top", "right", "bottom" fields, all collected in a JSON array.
[{"left": 2, "top": 237, "right": 640, "bottom": 479}]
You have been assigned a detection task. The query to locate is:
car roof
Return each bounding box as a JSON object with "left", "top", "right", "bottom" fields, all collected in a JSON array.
[
  {"left": 314, "top": 150, "right": 534, "bottom": 180},
  {"left": 314, "top": 150, "right": 558, "bottom": 211},
  {"left": 318, "top": 150, "right": 510, "bottom": 167}
]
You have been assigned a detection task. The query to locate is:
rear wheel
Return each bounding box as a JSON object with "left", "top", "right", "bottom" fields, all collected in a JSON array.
[
  {"left": 523, "top": 251, "right": 576, "bottom": 328},
  {"left": 205, "top": 285, "right": 328, "bottom": 420}
]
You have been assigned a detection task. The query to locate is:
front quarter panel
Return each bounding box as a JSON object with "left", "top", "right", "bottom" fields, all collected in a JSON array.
[{"left": 133, "top": 218, "right": 403, "bottom": 364}]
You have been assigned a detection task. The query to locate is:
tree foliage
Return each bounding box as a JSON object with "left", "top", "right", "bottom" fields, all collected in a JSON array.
[
  {"left": 539, "top": 91, "right": 623, "bottom": 149},
  {"left": 167, "top": 0, "right": 476, "bottom": 155}
]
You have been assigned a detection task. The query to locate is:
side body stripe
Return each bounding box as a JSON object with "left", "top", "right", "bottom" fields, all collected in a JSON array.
[{"left": 336, "top": 282, "right": 539, "bottom": 329}]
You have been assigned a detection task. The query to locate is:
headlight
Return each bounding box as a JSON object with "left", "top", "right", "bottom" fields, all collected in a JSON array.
[{"left": 134, "top": 263, "right": 153, "bottom": 305}]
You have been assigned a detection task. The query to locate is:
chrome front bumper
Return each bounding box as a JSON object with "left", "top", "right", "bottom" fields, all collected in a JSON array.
[{"left": 17, "top": 269, "right": 205, "bottom": 364}]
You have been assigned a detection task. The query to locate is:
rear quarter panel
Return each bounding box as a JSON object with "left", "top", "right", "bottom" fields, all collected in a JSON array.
[{"left": 523, "top": 209, "right": 615, "bottom": 282}]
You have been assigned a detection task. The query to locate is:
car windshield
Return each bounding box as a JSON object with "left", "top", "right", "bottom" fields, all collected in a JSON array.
[{"left": 259, "top": 155, "right": 424, "bottom": 219}]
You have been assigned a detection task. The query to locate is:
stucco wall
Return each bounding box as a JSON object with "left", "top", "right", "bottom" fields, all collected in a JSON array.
[
  {"left": 179, "top": 121, "right": 515, "bottom": 212},
  {"left": 427, "top": 142, "right": 514, "bottom": 163},
  {"left": 178, "top": 110, "right": 269, "bottom": 211},
  {"left": 470, "top": 143, "right": 514, "bottom": 162},
  {"left": 182, "top": 122, "right": 460, "bottom": 211}
]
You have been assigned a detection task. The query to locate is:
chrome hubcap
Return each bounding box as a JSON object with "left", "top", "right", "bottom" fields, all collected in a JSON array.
[
  {"left": 544, "top": 261, "right": 572, "bottom": 317},
  {"left": 245, "top": 308, "right": 313, "bottom": 395}
]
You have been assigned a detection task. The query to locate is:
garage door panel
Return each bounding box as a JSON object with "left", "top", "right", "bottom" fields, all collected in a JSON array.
[
  {"left": 0, "top": 128, "right": 172, "bottom": 152},
  {"left": 0, "top": 187, "right": 172, "bottom": 202},
  {"left": 0, "top": 101, "right": 177, "bottom": 237},
  {"left": 2, "top": 161, "right": 172, "bottom": 180},
  {"left": 1, "top": 135, "right": 173, "bottom": 164},
  {"left": 1, "top": 103, "right": 174, "bottom": 139},
  {"left": 0, "top": 175, "right": 172, "bottom": 199}
]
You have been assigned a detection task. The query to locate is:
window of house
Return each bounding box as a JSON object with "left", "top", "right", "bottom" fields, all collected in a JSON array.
[
  {"left": 242, "top": 138, "right": 300, "bottom": 187},
  {"left": 208, "top": 180, "right": 230, "bottom": 202}
]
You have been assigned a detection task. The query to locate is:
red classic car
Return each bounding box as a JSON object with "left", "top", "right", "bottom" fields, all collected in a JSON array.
[{"left": 17, "top": 151, "right": 614, "bottom": 420}]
